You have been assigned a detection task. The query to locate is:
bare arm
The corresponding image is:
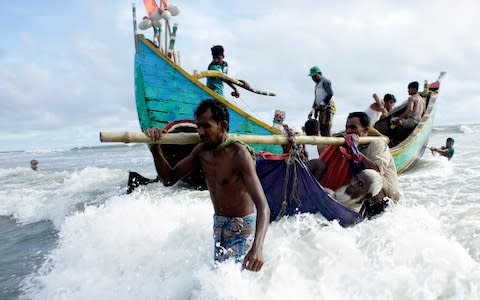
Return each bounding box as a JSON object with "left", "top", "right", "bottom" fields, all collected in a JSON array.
[
  {"left": 372, "top": 93, "right": 388, "bottom": 114},
  {"left": 146, "top": 127, "right": 200, "bottom": 186},
  {"left": 430, "top": 147, "right": 450, "bottom": 158},
  {"left": 236, "top": 147, "right": 270, "bottom": 272},
  {"left": 398, "top": 96, "right": 415, "bottom": 119},
  {"left": 226, "top": 82, "right": 240, "bottom": 98}
]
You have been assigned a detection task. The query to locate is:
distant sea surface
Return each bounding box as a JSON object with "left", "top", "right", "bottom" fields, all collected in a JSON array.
[{"left": 1, "top": 124, "right": 479, "bottom": 299}]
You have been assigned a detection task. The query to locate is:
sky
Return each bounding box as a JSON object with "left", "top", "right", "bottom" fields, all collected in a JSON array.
[{"left": 1, "top": 0, "right": 479, "bottom": 151}]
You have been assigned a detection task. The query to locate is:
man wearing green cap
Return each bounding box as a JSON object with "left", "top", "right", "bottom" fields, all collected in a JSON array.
[{"left": 307, "top": 66, "right": 335, "bottom": 136}]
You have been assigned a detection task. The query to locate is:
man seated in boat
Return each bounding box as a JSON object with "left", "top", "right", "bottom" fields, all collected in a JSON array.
[
  {"left": 430, "top": 137, "right": 455, "bottom": 160},
  {"left": 326, "top": 169, "right": 383, "bottom": 213},
  {"left": 365, "top": 93, "right": 396, "bottom": 125},
  {"left": 390, "top": 81, "right": 425, "bottom": 144},
  {"left": 145, "top": 99, "right": 269, "bottom": 272},
  {"left": 345, "top": 112, "right": 400, "bottom": 215}
]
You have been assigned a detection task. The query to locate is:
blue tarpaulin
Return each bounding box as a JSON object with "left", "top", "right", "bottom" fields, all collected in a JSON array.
[{"left": 256, "top": 153, "right": 364, "bottom": 227}]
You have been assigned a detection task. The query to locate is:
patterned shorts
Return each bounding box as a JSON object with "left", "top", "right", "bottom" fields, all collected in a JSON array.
[{"left": 213, "top": 214, "right": 256, "bottom": 263}]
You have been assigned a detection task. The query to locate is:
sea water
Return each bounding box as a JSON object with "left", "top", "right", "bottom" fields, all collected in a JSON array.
[{"left": 0, "top": 124, "right": 479, "bottom": 300}]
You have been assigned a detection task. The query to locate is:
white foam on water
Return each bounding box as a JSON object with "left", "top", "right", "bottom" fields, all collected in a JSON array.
[
  {"left": 0, "top": 167, "right": 126, "bottom": 228},
  {"left": 459, "top": 125, "right": 473, "bottom": 134},
  {"left": 9, "top": 124, "right": 480, "bottom": 299},
  {"left": 21, "top": 185, "right": 480, "bottom": 300}
]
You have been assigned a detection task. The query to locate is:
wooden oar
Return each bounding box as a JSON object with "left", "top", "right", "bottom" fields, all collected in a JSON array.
[
  {"left": 192, "top": 70, "right": 276, "bottom": 96},
  {"left": 99, "top": 131, "right": 388, "bottom": 145}
]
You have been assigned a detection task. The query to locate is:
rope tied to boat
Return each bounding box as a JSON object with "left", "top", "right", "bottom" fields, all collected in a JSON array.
[{"left": 276, "top": 125, "right": 302, "bottom": 221}]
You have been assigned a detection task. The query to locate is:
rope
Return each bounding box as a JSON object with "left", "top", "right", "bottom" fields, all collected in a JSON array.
[{"left": 275, "top": 125, "right": 303, "bottom": 221}]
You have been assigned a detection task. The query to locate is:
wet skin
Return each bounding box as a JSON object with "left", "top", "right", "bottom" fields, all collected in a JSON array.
[{"left": 146, "top": 108, "right": 269, "bottom": 272}]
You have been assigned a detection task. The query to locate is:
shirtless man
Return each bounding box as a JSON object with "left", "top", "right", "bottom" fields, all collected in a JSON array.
[
  {"left": 145, "top": 99, "right": 270, "bottom": 272},
  {"left": 391, "top": 81, "right": 425, "bottom": 129}
]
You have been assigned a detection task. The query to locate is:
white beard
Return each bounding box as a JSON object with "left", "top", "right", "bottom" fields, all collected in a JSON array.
[{"left": 333, "top": 186, "right": 365, "bottom": 213}]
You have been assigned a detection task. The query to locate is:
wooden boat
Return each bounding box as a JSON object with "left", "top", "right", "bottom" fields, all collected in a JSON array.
[
  {"left": 374, "top": 73, "right": 445, "bottom": 173},
  {"left": 131, "top": 0, "right": 444, "bottom": 182},
  {"left": 126, "top": 3, "right": 444, "bottom": 223},
  {"left": 134, "top": 31, "right": 443, "bottom": 174}
]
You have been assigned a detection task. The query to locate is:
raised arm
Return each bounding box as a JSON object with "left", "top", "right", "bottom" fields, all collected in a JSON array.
[
  {"left": 372, "top": 93, "right": 388, "bottom": 114},
  {"left": 236, "top": 146, "right": 270, "bottom": 272},
  {"left": 146, "top": 127, "right": 200, "bottom": 186}
]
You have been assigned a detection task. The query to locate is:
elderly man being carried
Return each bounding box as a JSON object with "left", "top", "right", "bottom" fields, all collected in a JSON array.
[{"left": 326, "top": 169, "right": 383, "bottom": 213}]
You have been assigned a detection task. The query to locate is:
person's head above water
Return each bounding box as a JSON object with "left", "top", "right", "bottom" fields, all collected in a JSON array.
[{"left": 30, "top": 159, "right": 39, "bottom": 171}]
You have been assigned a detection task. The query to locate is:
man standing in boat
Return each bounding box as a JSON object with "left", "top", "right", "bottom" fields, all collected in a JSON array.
[
  {"left": 307, "top": 66, "right": 335, "bottom": 137},
  {"left": 145, "top": 99, "right": 270, "bottom": 272},
  {"left": 207, "top": 45, "right": 240, "bottom": 98}
]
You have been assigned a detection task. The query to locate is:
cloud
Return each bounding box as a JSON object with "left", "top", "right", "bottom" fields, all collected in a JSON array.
[{"left": 0, "top": 0, "right": 479, "bottom": 151}]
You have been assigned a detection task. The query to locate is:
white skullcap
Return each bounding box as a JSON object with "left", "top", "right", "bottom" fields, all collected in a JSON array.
[
  {"left": 290, "top": 123, "right": 303, "bottom": 136},
  {"left": 360, "top": 169, "right": 383, "bottom": 197}
]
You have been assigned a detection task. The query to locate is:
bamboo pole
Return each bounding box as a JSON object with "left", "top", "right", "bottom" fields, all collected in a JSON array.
[
  {"left": 99, "top": 131, "right": 388, "bottom": 145},
  {"left": 131, "top": 3, "right": 138, "bottom": 52},
  {"left": 165, "top": 19, "right": 170, "bottom": 53}
]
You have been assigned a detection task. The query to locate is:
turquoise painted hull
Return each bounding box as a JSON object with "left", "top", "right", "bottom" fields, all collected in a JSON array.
[
  {"left": 134, "top": 35, "right": 282, "bottom": 154},
  {"left": 390, "top": 94, "right": 437, "bottom": 173}
]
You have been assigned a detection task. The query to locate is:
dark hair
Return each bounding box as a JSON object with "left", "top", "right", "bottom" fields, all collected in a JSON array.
[
  {"left": 408, "top": 81, "right": 419, "bottom": 90},
  {"left": 347, "top": 112, "right": 370, "bottom": 128},
  {"left": 384, "top": 93, "right": 396, "bottom": 103},
  {"left": 304, "top": 119, "right": 319, "bottom": 136},
  {"left": 447, "top": 137, "right": 454, "bottom": 143},
  {"left": 194, "top": 99, "right": 230, "bottom": 131},
  {"left": 211, "top": 45, "right": 224, "bottom": 56}
]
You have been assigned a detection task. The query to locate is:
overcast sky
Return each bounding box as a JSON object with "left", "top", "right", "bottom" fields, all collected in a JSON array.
[{"left": 1, "top": 0, "right": 479, "bottom": 151}]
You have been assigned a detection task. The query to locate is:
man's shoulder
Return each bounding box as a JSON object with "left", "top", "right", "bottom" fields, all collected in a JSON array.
[
  {"left": 410, "top": 94, "right": 423, "bottom": 101},
  {"left": 366, "top": 139, "right": 389, "bottom": 153},
  {"left": 322, "top": 78, "right": 331, "bottom": 85}
]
